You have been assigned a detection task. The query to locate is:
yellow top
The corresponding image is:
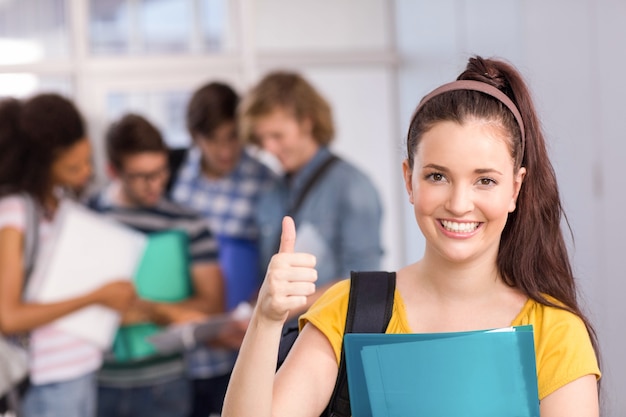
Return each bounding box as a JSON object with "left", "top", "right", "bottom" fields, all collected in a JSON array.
[{"left": 300, "top": 279, "right": 601, "bottom": 400}]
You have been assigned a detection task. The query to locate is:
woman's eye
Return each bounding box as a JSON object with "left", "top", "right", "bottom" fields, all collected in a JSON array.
[
  {"left": 478, "top": 178, "right": 496, "bottom": 186},
  {"left": 425, "top": 172, "right": 445, "bottom": 182}
]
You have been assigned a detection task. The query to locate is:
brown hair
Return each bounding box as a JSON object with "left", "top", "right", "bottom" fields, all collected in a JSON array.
[
  {"left": 407, "top": 56, "right": 599, "bottom": 360},
  {"left": 186, "top": 82, "right": 239, "bottom": 139},
  {"left": 0, "top": 93, "right": 86, "bottom": 203},
  {"left": 239, "top": 71, "right": 334, "bottom": 145},
  {"left": 106, "top": 113, "right": 167, "bottom": 170}
]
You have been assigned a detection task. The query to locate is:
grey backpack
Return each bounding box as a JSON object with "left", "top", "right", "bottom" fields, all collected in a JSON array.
[{"left": 0, "top": 193, "right": 40, "bottom": 414}]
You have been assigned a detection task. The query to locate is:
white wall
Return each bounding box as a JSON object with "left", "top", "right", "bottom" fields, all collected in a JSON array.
[
  {"left": 524, "top": 0, "right": 626, "bottom": 413},
  {"left": 396, "top": 0, "right": 626, "bottom": 414}
]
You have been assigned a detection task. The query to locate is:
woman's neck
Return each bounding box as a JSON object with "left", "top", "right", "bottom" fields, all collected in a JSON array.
[
  {"left": 398, "top": 252, "right": 527, "bottom": 333},
  {"left": 414, "top": 250, "right": 504, "bottom": 302}
]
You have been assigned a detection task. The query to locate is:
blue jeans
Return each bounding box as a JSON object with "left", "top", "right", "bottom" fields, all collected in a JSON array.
[
  {"left": 97, "top": 376, "right": 190, "bottom": 417},
  {"left": 22, "top": 372, "right": 97, "bottom": 417}
]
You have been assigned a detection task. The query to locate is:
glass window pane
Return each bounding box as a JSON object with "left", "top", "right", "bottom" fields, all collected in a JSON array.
[
  {"left": 0, "top": 0, "right": 69, "bottom": 64},
  {"left": 141, "top": 0, "right": 191, "bottom": 53},
  {"left": 200, "top": 0, "right": 230, "bottom": 52},
  {"left": 89, "top": 0, "right": 132, "bottom": 55},
  {"left": 106, "top": 91, "right": 191, "bottom": 148},
  {"left": 89, "top": 0, "right": 232, "bottom": 55},
  {"left": 0, "top": 73, "right": 73, "bottom": 98}
]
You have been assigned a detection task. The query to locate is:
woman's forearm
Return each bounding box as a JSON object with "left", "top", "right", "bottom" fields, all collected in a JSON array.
[
  {"left": 222, "top": 309, "right": 284, "bottom": 417},
  {"left": 0, "top": 292, "right": 99, "bottom": 334}
]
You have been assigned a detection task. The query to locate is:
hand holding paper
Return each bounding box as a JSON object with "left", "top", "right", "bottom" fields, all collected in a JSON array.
[
  {"left": 92, "top": 280, "right": 136, "bottom": 313},
  {"left": 25, "top": 200, "right": 147, "bottom": 349},
  {"left": 147, "top": 302, "right": 253, "bottom": 354}
]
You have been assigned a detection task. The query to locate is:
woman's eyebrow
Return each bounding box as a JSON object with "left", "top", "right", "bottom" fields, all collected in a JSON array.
[
  {"left": 423, "top": 163, "right": 448, "bottom": 172},
  {"left": 474, "top": 168, "right": 503, "bottom": 175},
  {"left": 423, "top": 164, "right": 504, "bottom": 176}
]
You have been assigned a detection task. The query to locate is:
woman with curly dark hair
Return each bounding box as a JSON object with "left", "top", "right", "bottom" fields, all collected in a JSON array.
[{"left": 0, "top": 93, "right": 135, "bottom": 417}]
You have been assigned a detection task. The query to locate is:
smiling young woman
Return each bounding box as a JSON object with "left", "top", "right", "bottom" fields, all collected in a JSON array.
[{"left": 222, "top": 56, "right": 601, "bottom": 417}]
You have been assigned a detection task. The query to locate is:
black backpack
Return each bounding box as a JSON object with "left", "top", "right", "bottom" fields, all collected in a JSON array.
[{"left": 277, "top": 271, "right": 396, "bottom": 417}]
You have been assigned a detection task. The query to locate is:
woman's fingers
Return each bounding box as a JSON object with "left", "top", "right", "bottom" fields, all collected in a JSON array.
[{"left": 258, "top": 216, "right": 318, "bottom": 321}]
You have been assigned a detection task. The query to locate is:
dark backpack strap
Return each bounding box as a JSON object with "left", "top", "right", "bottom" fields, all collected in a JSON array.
[
  {"left": 325, "top": 271, "right": 396, "bottom": 417},
  {"left": 273, "top": 154, "right": 340, "bottom": 256},
  {"left": 165, "top": 148, "right": 189, "bottom": 195},
  {"left": 288, "top": 154, "right": 339, "bottom": 217}
]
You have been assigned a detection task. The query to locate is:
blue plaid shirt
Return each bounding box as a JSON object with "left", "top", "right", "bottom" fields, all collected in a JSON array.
[
  {"left": 170, "top": 147, "right": 277, "bottom": 379},
  {"left": 171, "top": 147, "right": 277, "bottom": 240}
]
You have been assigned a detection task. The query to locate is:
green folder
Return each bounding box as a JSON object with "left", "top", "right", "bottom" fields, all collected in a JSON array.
[
  {"left": 344, "top": 326, "right": 539, "bottom": 417},
  {"left": 112, "top": 230, "right": 192, "bottom": 362}
]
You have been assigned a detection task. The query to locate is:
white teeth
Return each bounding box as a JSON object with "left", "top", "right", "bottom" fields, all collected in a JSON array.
[{"left": 441, "top": 220, "right": 479, "bottom": 233}]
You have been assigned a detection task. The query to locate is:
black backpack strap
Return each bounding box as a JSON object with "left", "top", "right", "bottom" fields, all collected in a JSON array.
[
  {"left": 288, "top": 154, "right": 339, "bottom": 217},
  {"left": 273, "top": 154, "right": 340, "bottom": 256},
  {"left": 325, "top": 271, "right": 396, "bottom": 417},
  {"left": 165, "top": 148, "right": 189, "bottom": 195}
]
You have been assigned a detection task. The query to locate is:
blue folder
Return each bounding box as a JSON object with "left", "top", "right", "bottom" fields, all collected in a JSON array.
[
  {"left": 344, "top": 326, "right": 539, "bottom": 417},
  {"left": 216, "top": 235, "right": 260, "bottom": 310}
]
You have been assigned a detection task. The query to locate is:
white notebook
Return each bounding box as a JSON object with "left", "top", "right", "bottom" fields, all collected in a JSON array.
[{"left": 26, "top": 199, "right": 147, "bottom": 349}]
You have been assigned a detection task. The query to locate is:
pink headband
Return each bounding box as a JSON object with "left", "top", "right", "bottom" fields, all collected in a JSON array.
[{"left": 414, "top": 79, "right": 526, "bottom": 157}]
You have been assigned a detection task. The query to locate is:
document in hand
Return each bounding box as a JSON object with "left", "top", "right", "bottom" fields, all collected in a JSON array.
[
  {"left": 112, "top": 230, "right": 192, "bottom": 362},
  {"left": 146, "top": 302, "right": 253, "bottom": 355},
  {"left": 344, "top": 325, "right": 539, "bottom": 417},
  {"left": 25, "top": 199, "right": 147, "bottom": 349}
]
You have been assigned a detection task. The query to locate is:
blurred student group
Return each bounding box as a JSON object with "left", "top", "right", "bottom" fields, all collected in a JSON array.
[{"left": 0, "top": 68, "right": 384, "bottom": 417}]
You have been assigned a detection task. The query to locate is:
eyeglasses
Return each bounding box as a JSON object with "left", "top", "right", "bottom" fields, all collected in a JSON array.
[{"left": 122, "top": 166, "right": 170, "bottom": 184}]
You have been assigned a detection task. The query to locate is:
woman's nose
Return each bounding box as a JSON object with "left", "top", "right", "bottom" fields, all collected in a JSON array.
[{"left": 444, "top": 185, "right": 474, "bottom": 215}]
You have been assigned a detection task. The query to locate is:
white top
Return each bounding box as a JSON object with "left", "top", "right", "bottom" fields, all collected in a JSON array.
[{"left": 0, "top": 195, "right": 102, "bottom": 385}]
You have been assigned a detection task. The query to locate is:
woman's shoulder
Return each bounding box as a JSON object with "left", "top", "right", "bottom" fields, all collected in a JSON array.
[
  {"left": 0, "top": 193, "right": 27, "bottom": 229},
  {"left": 306, "top": 279, "right": 352, "bottom": 316},
  {"left": 0, "top": 194, "right": 26, "bottom": 215},
  {"left": 514, "top": 294, "right": 600, "bottom": 399},
  {"left": 300, "top": 279, "right": 351, "bottom": 331},
  {"left": 0, "top": 193, "right": 26, "bottom": 207},
  {"left": 514, "top": 294, "right": 587, "bottom": 329},
  {"left": 299, "top": 279, "right": 351, "bottom": 363}
]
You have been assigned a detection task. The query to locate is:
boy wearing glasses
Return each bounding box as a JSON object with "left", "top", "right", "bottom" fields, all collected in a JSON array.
[{"left": 87, "top": 113, "right": 226, "bottom": 417}]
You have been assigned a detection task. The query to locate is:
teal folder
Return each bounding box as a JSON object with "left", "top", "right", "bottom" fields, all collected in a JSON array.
[
  {"left": 344, "top": 326, "right": 539, "bottom": 417},
  {"left": 112, "top": 230, "right": 192, "bottom": 362}
]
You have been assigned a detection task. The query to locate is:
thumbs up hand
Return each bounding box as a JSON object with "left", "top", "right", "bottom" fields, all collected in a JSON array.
[{"left": 257, "top": 216, "right": 317, "bottom": 323}]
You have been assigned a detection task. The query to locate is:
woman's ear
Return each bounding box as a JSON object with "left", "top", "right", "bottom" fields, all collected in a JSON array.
[
  {"left": 509, "top": 166, "right": 527, "bottom": 212},
  {"left": 402, "top": 159, "right": 414, "bottom": 204}
]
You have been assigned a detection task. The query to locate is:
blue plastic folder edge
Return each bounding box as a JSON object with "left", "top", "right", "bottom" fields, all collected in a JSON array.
[{"left": 343, "top": 326, "right": 539, "bottom": 417}]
